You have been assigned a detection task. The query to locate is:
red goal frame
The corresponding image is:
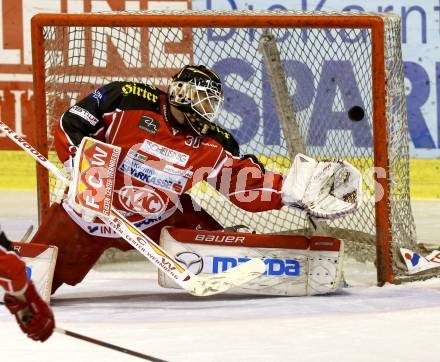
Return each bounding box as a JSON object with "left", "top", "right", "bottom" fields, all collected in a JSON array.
[{"left": 31, "top": 13, "right": 392, "bottom": 284}]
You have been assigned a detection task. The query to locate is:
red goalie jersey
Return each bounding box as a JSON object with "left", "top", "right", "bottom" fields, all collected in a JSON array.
[{"left": 55, "top": 82, "right": 284, "bottom": 236}]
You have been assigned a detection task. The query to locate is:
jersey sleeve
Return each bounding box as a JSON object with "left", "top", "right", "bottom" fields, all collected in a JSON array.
[
  {"left": 208, "top": 151, "right": 284, "bottom": 212},
  {"left": 54, "top": 81, "right": 125, "bottom": 162},
  {"left": 0, "top": 245, "right": 28, "bottom": 295}
]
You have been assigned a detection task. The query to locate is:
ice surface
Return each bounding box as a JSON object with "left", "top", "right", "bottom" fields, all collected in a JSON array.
[
  {"left": 1, "top": 260, "right": 440, "bottom": 362},
  {"left": 1, "top": 194, "right": 440, "bottom": 362}
]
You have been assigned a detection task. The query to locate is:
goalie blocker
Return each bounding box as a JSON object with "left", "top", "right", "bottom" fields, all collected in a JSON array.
[{"left": 159, "top": 228, "right": 344, "bottom": 296}]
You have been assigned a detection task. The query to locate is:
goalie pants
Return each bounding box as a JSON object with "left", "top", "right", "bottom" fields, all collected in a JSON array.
[{"left": 30, "top": 194, "right": 222, "bottom": 294}]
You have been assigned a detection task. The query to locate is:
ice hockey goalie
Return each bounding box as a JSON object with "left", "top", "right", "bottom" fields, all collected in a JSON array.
[
  {"left": 158, "top": 227, "right": 344, "bottom": 296},
  {"left": 29, "top": 65, "right": 360, "bottom": 295}
]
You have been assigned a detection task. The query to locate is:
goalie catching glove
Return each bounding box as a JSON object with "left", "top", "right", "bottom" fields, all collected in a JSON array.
[{"left": 282, "top": 153, "right": 362, "bottom": 219}]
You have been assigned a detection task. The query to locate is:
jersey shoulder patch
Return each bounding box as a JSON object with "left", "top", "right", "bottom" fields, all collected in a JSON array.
[
  {"left": 205, "top": 124, "right": 239, "bottom": 156},
  {"left": 117, "top": 82, "right": 163, "bottom": 112}
]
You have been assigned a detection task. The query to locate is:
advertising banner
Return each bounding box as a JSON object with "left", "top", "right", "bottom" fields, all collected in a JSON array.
[{"left": 0, "top": 0, "right": 438, "bottom": 158}]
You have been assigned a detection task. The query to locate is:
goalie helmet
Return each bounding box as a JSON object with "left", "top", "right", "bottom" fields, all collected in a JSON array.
[{"left": 168, "top": 65, "right": 224, "bottom": 136}]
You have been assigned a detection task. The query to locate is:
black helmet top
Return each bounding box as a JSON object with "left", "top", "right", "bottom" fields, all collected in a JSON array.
[{"left": 168, "top": 65, "right": 224, "bottom": 136}]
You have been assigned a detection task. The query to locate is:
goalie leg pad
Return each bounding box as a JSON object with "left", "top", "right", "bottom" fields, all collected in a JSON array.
[
  {"left": 307, "top": 238, "right": 345, "bottom": 295},
  {"left": 30, "top": 203, "right": 128, "bottom": 293},
  {"left": 158, "top": 227, "right": 344, "bottom": 296}
]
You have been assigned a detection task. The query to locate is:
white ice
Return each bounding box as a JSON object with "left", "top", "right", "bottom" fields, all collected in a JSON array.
[
  {"left": 1, "top": 261, "right": 440, "bottom": 362},
  {"left": 1, "top": 192, "right": 440, "bottom": 362}
]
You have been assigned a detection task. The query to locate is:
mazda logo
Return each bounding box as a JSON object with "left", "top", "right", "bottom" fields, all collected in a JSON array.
[{"left": 175, "top": 251, "right": 204, "bottom": 275}]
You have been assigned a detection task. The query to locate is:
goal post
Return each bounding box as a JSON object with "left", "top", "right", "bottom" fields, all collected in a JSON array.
[{"left": 31, "top": 10, "right": 418, "bottom": 285}]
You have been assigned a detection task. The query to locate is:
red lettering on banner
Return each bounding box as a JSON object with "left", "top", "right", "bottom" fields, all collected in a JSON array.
[
  {"left": 89, "top": 0, "right": 125, "bottom": 11},
  {"left": 0, "top": 1, "right": 191, "bottom": 150},
  {"left": 3, "top": 1, "right": 23, "bottom": 54},
  {"left": 0, "top": 83, "right": 33, "bottom": 149}
]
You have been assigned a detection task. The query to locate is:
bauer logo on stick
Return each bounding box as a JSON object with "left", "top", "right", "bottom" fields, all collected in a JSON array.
[{"left": 72, "top": 137, "right": 121, "bottom": 217}]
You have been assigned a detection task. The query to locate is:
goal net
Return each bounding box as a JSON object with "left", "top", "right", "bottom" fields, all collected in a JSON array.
[{"left": 32, "top": 10, "right": 419, "bottom": 284}]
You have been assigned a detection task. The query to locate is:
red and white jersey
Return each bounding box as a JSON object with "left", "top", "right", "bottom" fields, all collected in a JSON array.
[
  {"left": 55, "top": 82, "right": 284, "bottom": 236},
  {"left": 0, "top": 245, "right": 27, "bottom": 295}
]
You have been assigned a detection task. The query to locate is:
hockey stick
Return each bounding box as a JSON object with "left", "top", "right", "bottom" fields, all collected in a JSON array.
[
  {"left": 55, "top": 328, "right": 169, "bottom": 362},
  {"left": 20, "top": 225, "right": 33, "bottom": 242},
  {"left": 0, "top": 121, "right": 266, "bottom": 296}
]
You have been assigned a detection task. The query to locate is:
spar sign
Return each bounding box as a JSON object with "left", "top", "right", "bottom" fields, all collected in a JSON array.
[{"left": 195, "top": 0, "right": 440, "bottom": 158}]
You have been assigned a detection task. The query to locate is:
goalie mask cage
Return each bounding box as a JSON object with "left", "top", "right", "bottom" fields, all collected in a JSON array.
[{"left": 31, "top": 10, "right": 419, "bottom": 285}]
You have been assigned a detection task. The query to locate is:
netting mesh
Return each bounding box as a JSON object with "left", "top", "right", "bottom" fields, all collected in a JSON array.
[
  {"left": 38, "top": 10, "right": 417, "bottom": 278},
  {"left": 383, "top": 16, "right": 417, "bottom": 273}
]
